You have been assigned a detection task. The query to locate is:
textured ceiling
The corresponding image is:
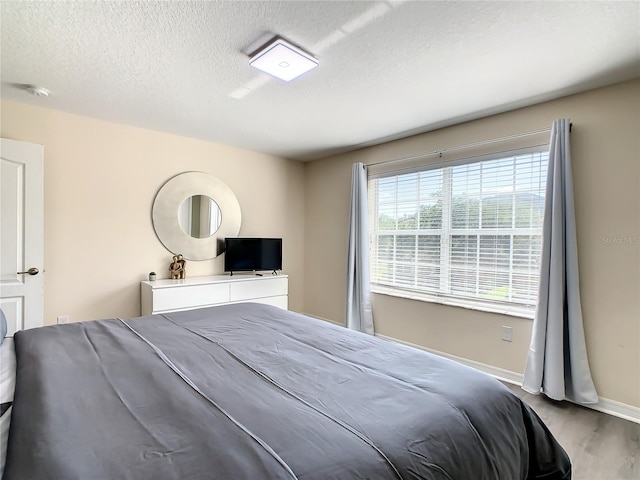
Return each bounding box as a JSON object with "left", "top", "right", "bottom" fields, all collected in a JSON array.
[{"left": 1, "top": 1, "right": 639, "bottom": 161}]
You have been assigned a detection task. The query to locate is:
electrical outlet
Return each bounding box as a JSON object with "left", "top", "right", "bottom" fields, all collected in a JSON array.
[
  {"left": 57, "top": 315, "right": 69, "bottom": 324},
  {"left": 501, "top": 325, "right": 512, "bottom": 342}
]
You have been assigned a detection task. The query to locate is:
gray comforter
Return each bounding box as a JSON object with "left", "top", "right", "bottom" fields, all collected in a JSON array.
[{"left": 4, "top": 303, "right": 570, "bottom": 479}]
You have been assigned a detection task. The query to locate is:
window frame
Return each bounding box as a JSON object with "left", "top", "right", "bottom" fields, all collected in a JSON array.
[{"left": 368, "top": 145, "right": 549, "bottom": 319}]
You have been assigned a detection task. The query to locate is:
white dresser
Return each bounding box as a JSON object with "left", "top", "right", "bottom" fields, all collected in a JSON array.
[{"left": 141, "top": 274, "right": 288, "bottom": 315}]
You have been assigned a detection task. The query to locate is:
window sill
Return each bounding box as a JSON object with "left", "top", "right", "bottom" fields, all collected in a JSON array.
[{"left": 371, "top": 285, "right": 535, "bottom": 320}]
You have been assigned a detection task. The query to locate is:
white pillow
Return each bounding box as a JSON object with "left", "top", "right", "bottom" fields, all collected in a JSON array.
[
  {"left": 0, "top": 309, "right": 6, "bottom": 344},
  {"left": 0, "top": 338, "right": 16, "bottom": 405}
]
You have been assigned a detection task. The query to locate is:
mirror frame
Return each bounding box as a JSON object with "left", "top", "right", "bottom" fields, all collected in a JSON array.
[{"left": 152, "top": 172, "right": 241, "bottom": 260}]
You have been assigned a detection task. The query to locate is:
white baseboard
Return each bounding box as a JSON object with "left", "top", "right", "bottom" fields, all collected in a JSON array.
[
  {"left": 593, "top": 397, "right": 640, "bottom": 424},
  {"left": 374, "top": 333, "right": 640, "bottom": 425}
]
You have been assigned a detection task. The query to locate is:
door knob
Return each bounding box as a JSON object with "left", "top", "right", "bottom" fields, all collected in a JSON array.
[{"left": 17, "top": 267, "right": 39, "bottom": 276}]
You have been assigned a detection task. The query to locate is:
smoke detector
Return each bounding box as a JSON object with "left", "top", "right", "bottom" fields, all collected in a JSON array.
[{"left": 25, "top": 85, "right": 50, "bottom": 97}]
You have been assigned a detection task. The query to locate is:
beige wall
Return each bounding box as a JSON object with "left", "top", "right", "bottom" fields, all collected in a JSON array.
[
  {"left": 304, "top": 79, "right": 640, "bottom": 408},
  {"left": 1, "top": 100, "right": 306, "bottom": 322},
  {"left": 2, "top": 80, "right": 638, "bottom": 408}
]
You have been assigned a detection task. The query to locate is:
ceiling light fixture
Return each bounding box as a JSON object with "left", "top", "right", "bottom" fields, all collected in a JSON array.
[
  {"left": 25, "top": 85, "right": 50, "bottom": 97},
  {"left": 249, "top": 37, "right": 318, "bottom": 82}
]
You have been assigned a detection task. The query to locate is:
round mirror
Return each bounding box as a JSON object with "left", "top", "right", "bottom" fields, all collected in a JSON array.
[
  {"left": 152, "top": 172, "right": 241, "bottom": 260},
  {"left": 178, "top": 195, "right": 222, "bottom": 238}
]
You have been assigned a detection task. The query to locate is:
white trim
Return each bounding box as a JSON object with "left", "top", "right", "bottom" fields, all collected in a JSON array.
[
  {"left": 374, "top": 333, "right": 640, "bottom": 425},
  {"left": 371, "top": 287, "right": 535, "bottom": 319},
  {"left": 594, "top": 397, "right": 640, "bottom": 425}
]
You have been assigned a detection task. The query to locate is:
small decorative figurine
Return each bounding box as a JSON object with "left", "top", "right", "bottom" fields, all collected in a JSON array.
[
  {"left": 169, "top": 254, "right": 187, "bottom": 279},
  {"left": 178, "top": 255, "right": 186, "bottom": 278}
]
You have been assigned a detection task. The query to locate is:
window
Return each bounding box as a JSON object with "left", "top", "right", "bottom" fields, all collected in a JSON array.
[{"left": 369, "top": 147, "right": 548, "bottom": 315}]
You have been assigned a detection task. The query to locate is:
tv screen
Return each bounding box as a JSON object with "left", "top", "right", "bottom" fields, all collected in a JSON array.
[{"left": 224, "top": 238, "right": 282, "bottom": 274}]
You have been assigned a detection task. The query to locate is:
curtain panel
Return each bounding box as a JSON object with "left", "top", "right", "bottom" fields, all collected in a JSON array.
[
  {"left": 522, "top": 119, "right": 598, "bottom": 404},
  {"left": 346, "top": 163, "right": 374, "bottom": 334}
]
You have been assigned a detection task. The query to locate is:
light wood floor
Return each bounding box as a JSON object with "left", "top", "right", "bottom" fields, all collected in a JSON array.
[{"left": 503, "top": 382, "right": 640, "bottom": 480}]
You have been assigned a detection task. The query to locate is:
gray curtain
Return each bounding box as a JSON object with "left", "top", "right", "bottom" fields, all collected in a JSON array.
[
  {"left": 345, "top": 162, "right": 374, "bottom": 334},
  {"left": 522, "top": 119, "right": 598, "bottom": 404}
]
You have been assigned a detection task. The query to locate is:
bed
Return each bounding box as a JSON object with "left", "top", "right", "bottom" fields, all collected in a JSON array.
[{"left": 3, "top": 303, "right": 571, "bottom": 479}]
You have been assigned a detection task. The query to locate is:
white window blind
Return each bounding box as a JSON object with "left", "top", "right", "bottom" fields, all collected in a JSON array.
[{"left": 369, "top": 147, "right": 549, "bottom": 312}]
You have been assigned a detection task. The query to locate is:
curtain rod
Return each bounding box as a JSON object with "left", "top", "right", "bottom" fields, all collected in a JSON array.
[{"left": 367, "top": 124, "right": 570, "bottom": 168}]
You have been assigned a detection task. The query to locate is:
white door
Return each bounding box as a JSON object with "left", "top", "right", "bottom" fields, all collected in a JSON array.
[{"left": 0, "top": 138, "right": 44, "bottom": 335}]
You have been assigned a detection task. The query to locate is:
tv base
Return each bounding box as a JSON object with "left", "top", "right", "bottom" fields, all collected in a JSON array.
[{"left": 228, "top": 270, "right": 279, "bottom": 277}]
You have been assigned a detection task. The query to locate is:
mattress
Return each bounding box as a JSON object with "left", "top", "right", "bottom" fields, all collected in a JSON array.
[{"left": 4, "top": 303, "right": 571, "bottom": 479}]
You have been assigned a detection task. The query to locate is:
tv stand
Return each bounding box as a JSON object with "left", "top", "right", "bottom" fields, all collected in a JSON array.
[{"left": 141, "top": 274, "right": 288, "bottom": 315}]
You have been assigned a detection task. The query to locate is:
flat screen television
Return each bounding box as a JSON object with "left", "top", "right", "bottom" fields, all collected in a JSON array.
[{"left": 224, "top": 237, "right": 282, "bottom": 275}]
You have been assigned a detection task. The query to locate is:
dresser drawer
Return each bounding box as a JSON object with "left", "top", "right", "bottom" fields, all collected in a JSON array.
[
  {"left": 152, "top": 283, "right": 230, "bottom": 313},
  {"left": 229, "top": 277, "right": 288, "bottom": 302}
]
